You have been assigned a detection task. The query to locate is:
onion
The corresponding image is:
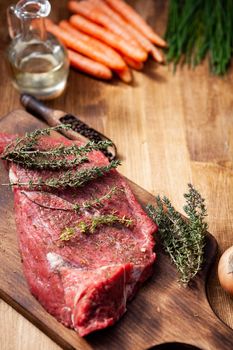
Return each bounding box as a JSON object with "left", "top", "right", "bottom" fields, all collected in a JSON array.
[{"left": 218, "top": 246, "right": 233, "bottom": 295}]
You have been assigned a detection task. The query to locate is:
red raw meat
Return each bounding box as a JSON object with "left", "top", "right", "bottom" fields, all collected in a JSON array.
[{"left": 0, "top": 133, "right": 157, "bottom": 336}]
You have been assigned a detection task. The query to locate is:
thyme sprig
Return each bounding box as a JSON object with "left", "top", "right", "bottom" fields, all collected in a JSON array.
[
  {"left": 146, "top": 184, "right": 207, "bottom": 286},
  {"left": 60, "top": 213, "right": 133, "bottom": 241},
  {"left": 60, "top": 227, "right": 76, "bottom": 241},
  {"left": 73, "top": 186, "right": 121, "bottom": 211},
  {"left": 3, "top": 152, "right": 89, "bottom": 170},
  {"left": 78, "top": 213, "right": 133, "bottom": 234},
  {"left": 2, "top": 125, "right": 71, "bottom": 157},
  {"left": 5, "top": 160, "right": 121, "bottom": 189},
  {"left": 21, "top": 186, "right": 123, "bottom": 212},
  {"left": 1, "top": 124, "right": 113, "bottom": 170}
]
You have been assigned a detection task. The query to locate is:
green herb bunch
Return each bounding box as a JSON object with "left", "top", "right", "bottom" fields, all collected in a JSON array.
[
  {"left": 165, "top": 0, "right": 233, "bottom": 75},
  {"left": 146, "top": 184, "right": 208, "bottom": 286}
]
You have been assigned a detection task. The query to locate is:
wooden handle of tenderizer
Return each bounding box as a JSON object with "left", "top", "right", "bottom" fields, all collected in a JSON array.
[{"left": 20, "top": 93, "right": 117, "bottom": 161}]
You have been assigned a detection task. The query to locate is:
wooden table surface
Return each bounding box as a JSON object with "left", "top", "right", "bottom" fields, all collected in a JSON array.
[{"left": 1, "top": 1, "right": 233, "bottom": 349}]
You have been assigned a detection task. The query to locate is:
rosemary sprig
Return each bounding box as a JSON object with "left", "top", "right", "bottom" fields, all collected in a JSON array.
[
  {"left": 5, "top": 160, "right": 121, "bottom": 189},
  {"left": 60, "top": 213, "right": 133, "bottom": 241},
  {"left": 146, "top": 184, "right": 207, "bottom": 286}
]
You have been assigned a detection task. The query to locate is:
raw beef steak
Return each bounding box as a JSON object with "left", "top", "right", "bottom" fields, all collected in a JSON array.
[{"left": 0, "top": 133, "right": 157, "bottom": 336}]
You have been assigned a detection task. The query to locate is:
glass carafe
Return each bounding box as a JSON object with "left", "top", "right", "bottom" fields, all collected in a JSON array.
[{"left": 7, "top": 0, "right": 69, "bottom": 99}]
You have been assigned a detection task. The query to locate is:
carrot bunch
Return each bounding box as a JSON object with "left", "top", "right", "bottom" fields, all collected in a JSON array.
[{"left": 46, "top": 0, "right": 166, "bottom": 82}]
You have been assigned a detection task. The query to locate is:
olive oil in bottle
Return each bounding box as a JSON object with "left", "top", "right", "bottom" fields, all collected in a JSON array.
[{"left": 7, "top": 0, "right": 69, "bottom": 99}]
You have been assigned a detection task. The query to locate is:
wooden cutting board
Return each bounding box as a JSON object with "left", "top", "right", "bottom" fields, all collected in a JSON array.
[{"left": 0, "top": 110, "right": 233, "bottom": 350}]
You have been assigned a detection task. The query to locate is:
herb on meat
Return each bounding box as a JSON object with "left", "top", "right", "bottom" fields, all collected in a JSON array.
[
  {"left": 21, "top": 186, "right": 123, "bottom": 213},
  {"left": 60, "top": 213, "right": 133, "bottom": 241},
  {"left": 78, "top": 214, "right": 133, "bottom": 234},
  {"left": 146, "top": 184, "right": 207, "bottom": 286},
  {"left": 1, "top": 125, "right": 113, "bottom": 170},
  {"left": 4, "top": 160, "right": 121, "bottom": 189},
  {"left": 73, "top": 186, "right": 122, "bottom": 211},
  {"left": 2, "top": 125, "right": 71, "bottom": 156},
  {"left": 60, "top": 227, "right": 76, "bottom": 241},
  {"left": 3, "top": 151, "right": 89, "bottom": 170}
]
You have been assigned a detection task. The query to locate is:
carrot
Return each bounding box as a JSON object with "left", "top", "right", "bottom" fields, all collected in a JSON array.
[
  {"left": 68, "top": 0, "right": 136, "bottom": 44},
  {"left": 88, "top": 0, "right": 147, "bottom": 45},
  {"left": 150, "top": 47, "right": 164, "bottom": 63},
  {"left": 90, "top": 0, "right": 125, "bottom": 26},
  {"left": 68, "top": 1, "right": 147, "bottom": 61},
  {"left": 68, "top": 49, "right": 112, "bottom": 80},
  {"left": 104, "top": 0, "right": 167, "bottom": 47},
  {"left": 122, "top": 56, "right": 144, "bottom": 70},
  {"left": 59, "top": 20, "right": 126, "bottom": 69},
  {"left": 45, "top": 19, "right": 125, "bottom": 70},
  {"left": 70, "top": 14, "right": 147, "bottom": 63},
  {"left": 88, "top": 0, "right": 164, "bottom": 62},
  {"left": 127, "top": 26, "right": 164, "bottom": 62},
  {"left": 118, "top": 21, "right": 164, "bottom": 62},
  {"left": 114, "top": 66, "right": 132, "bottom": 83}
]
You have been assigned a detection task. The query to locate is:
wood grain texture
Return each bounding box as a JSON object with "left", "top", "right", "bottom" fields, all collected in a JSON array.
[
  {"left": 1, "top": 109, "right": 233, "bottom": 350},
  {"left": 0, "top": 0, "right": 233, "bottom": 349},
  {"left": 0, "top": 300, "right": 61, "bottom": 350}
]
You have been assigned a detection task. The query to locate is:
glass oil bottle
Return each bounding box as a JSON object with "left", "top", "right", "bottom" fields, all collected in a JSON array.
[{"left": 7, "top": 0, "right": 69, "bottom": 99}]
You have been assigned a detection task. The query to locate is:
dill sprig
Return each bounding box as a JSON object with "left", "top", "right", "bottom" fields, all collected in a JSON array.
[
  {"left": 165, "top": 0, "right": 233, "bottom": 75},
  {"left": 146, "top": 184, "right": 207, "bottom": 286},
  {"left": 60, "top": 213, "right": 133, "bottom": 241},
  {"left": 6, "top": 160, "right": 121, "bottom": 189},
  {"left": 1, "top": 125, "right": 113, "bottom": 170}
]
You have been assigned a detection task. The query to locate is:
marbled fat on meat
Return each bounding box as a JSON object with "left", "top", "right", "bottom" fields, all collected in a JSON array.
[{"left": 0, "top": 133, "right": 157, "bottom": 336}]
